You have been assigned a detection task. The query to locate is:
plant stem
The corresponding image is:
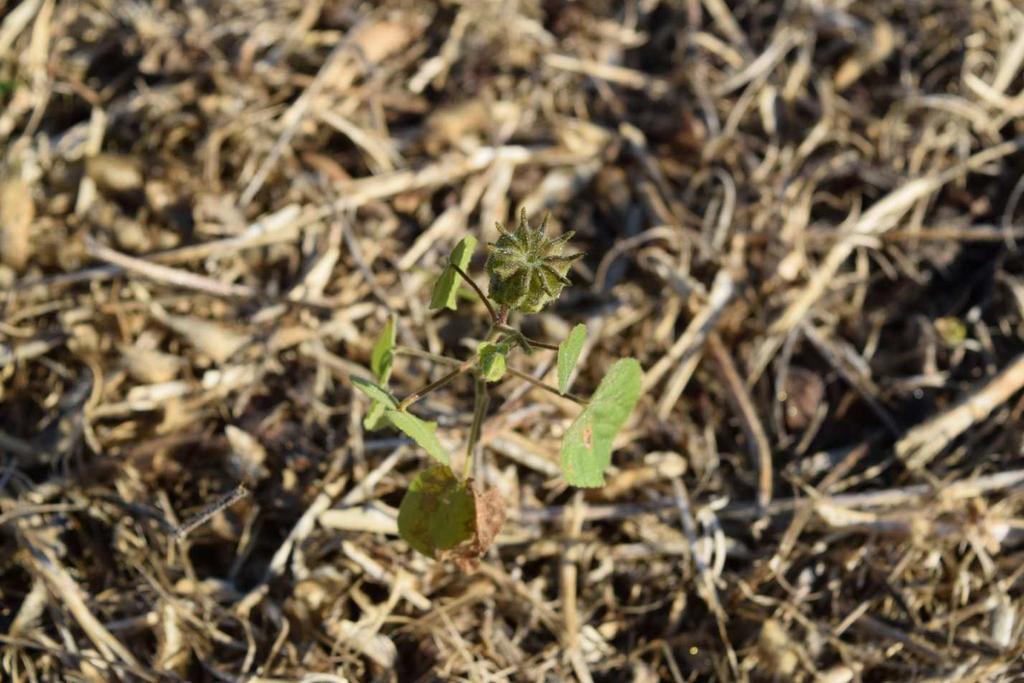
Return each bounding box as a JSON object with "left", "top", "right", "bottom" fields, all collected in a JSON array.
[
  {"left": 397, "top": 363, "right": 473, "bottom": 411},
  {"left": 466, "top": 375, "right": 489, "bottom": 480},
  {"left": 394, "top": 346, "right": 462, "bottom": 367},
  {"left": 449, "top": 262, "right": 498, "bottom": 323},
  {"left": 507, "top": 367, "right": 588, "bottom": 406},
  {"left": 496, "top": 324, "right": 560, "bottom": 351},
  {"left": 394, "top": 325, "right": 503, "bottom": 411}
]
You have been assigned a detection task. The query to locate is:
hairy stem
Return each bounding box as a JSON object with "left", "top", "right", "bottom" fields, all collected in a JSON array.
[
  {"left": 395, "top": 346, "right": 462, "bottom": 367},
  {"left": 449, "top": 262, "right": 498, "bottom": 323},
  {"left": 395, "top": 326, "right": 500, "bottom": 411},
  {"left": 507, "top": 367, "right": 588, "bottom": 406},
  {"left": 466, "top": 375, "right": 489, "bottom": 480},
  {"left": 397, "top": 361, "right": 473, "bottom": 411},
  {"left": 496, "top": 324, "right": 560, "bottom": 351}
]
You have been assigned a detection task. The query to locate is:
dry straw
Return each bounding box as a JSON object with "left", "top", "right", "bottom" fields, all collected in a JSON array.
[{"left": 1, "top": 1, "right": 1024, "bottom": 680}]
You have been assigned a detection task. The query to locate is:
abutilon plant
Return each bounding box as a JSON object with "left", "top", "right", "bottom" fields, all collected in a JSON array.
[{"left": 350, "top": 209, "right": 642, "bottom": 570}]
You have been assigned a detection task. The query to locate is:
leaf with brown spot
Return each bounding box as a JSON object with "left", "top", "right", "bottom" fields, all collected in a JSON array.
[
  {"left": 397, "top": 465, "right": 475, "bottom": 559},
  {"left": 560, "top": 358, "right": 643, "bottom": 487},
  {"left": 398, "top": 466, "right": 507, "bottom": 571}
]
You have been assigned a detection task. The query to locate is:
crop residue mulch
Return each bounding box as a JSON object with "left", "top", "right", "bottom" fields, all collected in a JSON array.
[{"left": 2, "top": 1, "right": 1024, "bottom": 681}]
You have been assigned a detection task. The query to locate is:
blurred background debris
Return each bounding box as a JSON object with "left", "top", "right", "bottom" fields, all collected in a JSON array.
[{"left": 2, "top": 0, "right": 1024, "bottom": 680}]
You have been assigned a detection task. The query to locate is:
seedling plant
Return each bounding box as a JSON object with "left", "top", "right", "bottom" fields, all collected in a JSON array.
[{"left": 352, "top": 210, "right": 642, "bottom": 569}]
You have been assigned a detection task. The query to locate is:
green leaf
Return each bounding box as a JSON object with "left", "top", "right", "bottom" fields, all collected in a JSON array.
[
  {"left": 560, "top": 358, "right": 643, "bottom": 487},
  {"left": 556, "top": 323, "right": 587, "bottom": 394},
  {"left": 477, "top": 342, "right": 507, "bottom": 383},
  {"left": 398, "top": 465, "right": 475, "bottom": 558},
  {"left": 363, "top": 401, "right": 389, "bottom": 431},
  {"left": 353, "top": 376, "right": 398, "bottom": 432},
  {"left": 499, "top": 328, "right": 533, "bottom": 355},
  {"left": 370, "top": 316, "right": 396, "bottom": 383},
  {"left": 385, "top": 409, "right": 450, "bottom": 465},
  {"left": 430, "top": 235, "right": 478, "bottom": 310},
  {"left": 351, "top": 376, "right": 397, "bottom": 408}
]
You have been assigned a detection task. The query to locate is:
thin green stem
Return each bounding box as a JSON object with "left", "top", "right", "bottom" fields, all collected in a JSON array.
[
  {"left": 466, "top": 375, "right": 489, "bottom": 480},
  {"left": 394, "top": 346, "right": 461, "bottom": 367},
  {"left": 449, "top": 262, "right": 498, "bottom": 323},
  {"left": 496, "top": 324, "right": 560, "bottom": 351},
  {"left": 395, "top": 326, "right": 501, "bottom": 411},
  {"left": 507, "top": 367, "right": 588, "bottom": 406},
  {"left": 397, "top": 361, "right": 473, "bottom": 411}
]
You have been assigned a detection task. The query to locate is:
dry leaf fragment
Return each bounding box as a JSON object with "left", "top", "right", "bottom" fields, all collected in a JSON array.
[
  {"left": 155, "top": 600, "right": 190, "bottom": 674},
  {"left": 424, "top": 99, "right": 491, "bottom": 152},
  {"left": 350, "top": 16, "right": 418, "bottom": 64},
  {"left": 834, "top": 22, "right": 896, "bottom": 91},
  {"left": 0, "top": 177, "right": 35, "bottom": 270},
  {"left": 154, "top": 309, "right": 251, "bottom": 364},
  {"left": 817, "top": 665, "right": 855, "bottom": 683},
  {"left": 757, "top": 619, "right": 800, "bottom": 677},
  {"left": 120, "top": 345, "right": 184, "bottom": 384},
  {"left": 441, "top": 484, "right": 507, "bottom": 573},
  {"left": 328, "top": 619, "right": 397, "bottom": 668},
  {"left": 782, "top": 367, "right": 826, "bottom": 431},
  {"left": 225, "top": 425, "right": 270, "bottom": 483},
  {"left": 86, "top": 153, "right": 144, "bottom": 194}
]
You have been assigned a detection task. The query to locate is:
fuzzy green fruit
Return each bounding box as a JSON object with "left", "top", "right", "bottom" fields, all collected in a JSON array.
[{"left": 485, "top": 209, "right": 583, "bottom": 313}]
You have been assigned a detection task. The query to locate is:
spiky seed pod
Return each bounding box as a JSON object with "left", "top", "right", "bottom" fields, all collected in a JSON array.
[{"left": 485, "top": 209, "right": 583, "bottom": 313}]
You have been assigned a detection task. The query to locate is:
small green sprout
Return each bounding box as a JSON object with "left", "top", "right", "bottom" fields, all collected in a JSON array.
[{"left": 351, "top": 209, "right": 643, "bottom": 569}]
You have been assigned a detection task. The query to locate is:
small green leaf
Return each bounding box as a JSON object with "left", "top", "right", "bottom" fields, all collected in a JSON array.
[
  {"left": 351, "top": 376, "right": 397, "bottom": 408},
  {"left": 430, "top": 235, "right": 478, "bottom": 310},
  {"left": 370, "top": 316, "right": 396, "bottom": 383},
  {"left": 363, "top": 401, "right": 389, "bottom": 431},
  {"left": 477, "top": 342, "right": 507, "bottom": 383},
  {"left": 398, "top": 465, "right": 475, "bottom": 558},
  {"left": 385, "top": 409, "right": 450, "bottom": 465},
  {"left": 560, "top": 358, "right": 643, "bottom": 487},
  {"left": 556, "top": 323, "right": 587, "bottom": 394},
  {"left": 499, "top": 329, "right": 533, "bottom": 355},
  {"left": 353, "top": 376, "right": 397, "bottom": 432}
]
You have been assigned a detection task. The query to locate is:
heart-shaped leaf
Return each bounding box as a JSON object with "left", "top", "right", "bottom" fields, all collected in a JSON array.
[
  {"left": 430, "top": 235, "right": 478, "bottom": 311},
  {"left": 398, "top": 465, "right": 475, "bottom": 558},
  {"left": 556, "top": 323, "right": 587, "bottom": 394},
  {"left": 398, "top": 466, "right": 507, "bottom": 570},
  {"left": 560, "top": 358, "right": 642, "bottom": 487},
  {"left": 385, "top": 409, "right": 450, "bottom": 465}
]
